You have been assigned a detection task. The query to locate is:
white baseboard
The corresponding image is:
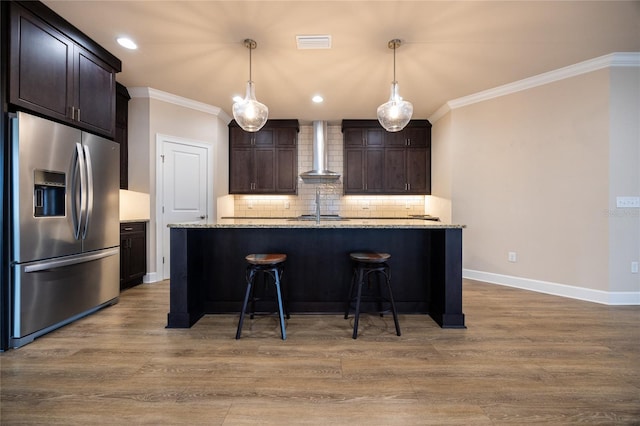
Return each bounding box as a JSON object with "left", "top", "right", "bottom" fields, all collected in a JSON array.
[
  {"left": 143, "top": 272, "right": 162, "bottom": 284},
  {"left": 463, "top": 269, "right": 640, "bottom": 305}
]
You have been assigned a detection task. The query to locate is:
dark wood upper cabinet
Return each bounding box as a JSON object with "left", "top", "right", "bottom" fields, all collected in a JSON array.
[
  {"left": 342, "top": 119, "right": 432, "bottom": 195},
  {"left": 8, "top": 1, "right": 121, "bottom": 138},
  {"left": 116, "top": 83, "right": 130, "bottom": 189},
  {"left": 229, "top": 120, "right": 299, "bottom": 194}
]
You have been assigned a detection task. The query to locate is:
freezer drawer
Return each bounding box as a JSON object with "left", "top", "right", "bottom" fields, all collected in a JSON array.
[{"left": 12, "top": 248, "right": 120, "bottom": 346}]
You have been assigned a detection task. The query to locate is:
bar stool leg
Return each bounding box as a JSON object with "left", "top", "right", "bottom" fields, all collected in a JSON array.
[
  {"left": 384, "top": 268, "right": 401, "bottom": 336},
  {"left": 273, "top": 267, "right": 287, "bottom": 340},
  {"left": 352, "top": 267, "right": 365, "bottom": 339},
  {"left": 236, "top": 267, "right": 255, "bottom": 339},
  {"left": 344, "top": 268, "right": 356, "bottom": 319}
]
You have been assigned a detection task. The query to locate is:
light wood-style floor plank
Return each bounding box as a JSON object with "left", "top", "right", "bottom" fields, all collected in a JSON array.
[{"left": 1, "top": 279, "right": 639, "bottom": 425}]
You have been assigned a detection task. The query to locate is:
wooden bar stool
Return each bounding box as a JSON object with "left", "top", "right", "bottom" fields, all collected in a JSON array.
[
  {"left": 236, "top": 253, "right": 288, "bottom": 340},
  {"left": 344, "top": 252, "right": 401, "bottom": 339}
]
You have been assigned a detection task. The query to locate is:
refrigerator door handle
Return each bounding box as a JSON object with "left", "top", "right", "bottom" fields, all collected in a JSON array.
[
  {"left": 23, "top": 248, "right": 120, "bottom": 273},
  {"left": 70, "top": 143, "right": 85, "bottom": 240},
  {"left": 82, "top": 144, "right": 94, "bottom": 239}
]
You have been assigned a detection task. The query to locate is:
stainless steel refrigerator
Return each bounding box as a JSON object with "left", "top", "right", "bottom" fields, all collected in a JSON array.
[{"left": 10, "top": 111, "right": 120, "bottom": 348}]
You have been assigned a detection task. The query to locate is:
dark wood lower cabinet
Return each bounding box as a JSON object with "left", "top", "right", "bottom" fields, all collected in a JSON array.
[{"left": 120, "top": 222, "right": 146, "bottom": 290}]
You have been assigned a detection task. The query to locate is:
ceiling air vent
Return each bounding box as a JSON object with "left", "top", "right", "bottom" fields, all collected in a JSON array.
[{"left": 296, "top": 35, "right": 332, "bottom": 50}]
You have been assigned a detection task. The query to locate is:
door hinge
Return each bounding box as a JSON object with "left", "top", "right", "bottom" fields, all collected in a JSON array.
[
  {"left": 161, "top": 154, "right": 165, "bottom": 163},
  {"left": 162, "top": 206, "right": 165, "bottom": 213},
  {"left": 162, "top": 256, "right": 165, "bottom": 264}
]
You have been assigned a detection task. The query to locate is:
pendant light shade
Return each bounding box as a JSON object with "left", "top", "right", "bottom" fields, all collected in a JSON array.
[
  {"left": 233, "top": 39, "right": 268, "bottom": 132},
  {"left": 377, "top": 39, "right": 413, "bottom": 132}
]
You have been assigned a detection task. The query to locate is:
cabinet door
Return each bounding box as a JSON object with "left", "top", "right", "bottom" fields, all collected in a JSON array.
[
  {"left": 230, "top": 148, "right": 254, "bottom": 193},
  {"left": 384, "top": 148, "right": 407, "bottom": 192},
  {"left": 119, "top": 234, "right": 129, "bottom": 287},
  {"left": 230, "top": 127, "right": 253, "bottom": 147},
  {"left": 344, "top": 128, "right": 364, "bottom": 147},
  {"left": 127, "top": 230, "right": 147, "bottom": 282},
  {"left": 254, "top": 149, "right": 275, "bottom": 192},
  {"left": 254, "top": 128, "right": 274, "bottom": 147},
  {"left": 407, "top": 148, "right": 430, "bottom": 194},
  {"left": 75, "top": 46, "right": 116, "bottom": 137},
  {"left": 365, "top": 128, "right": 385, "bottom": 146},
  {"left": 9, "top": 5, "right": 74, "bottom": 122},
  {"left": 116, "top": 83, "right": 130, "bottom": 189},
  {"left": 385, "top": 130, "right": 407, "bottom": 146},
  {"left": 405, "top": 127, "right": 428, "bottom": 147},
  {"left": 276, "top": 148, "right": 297, "bottom": 193},
  {"left": 365, "top": 149, "right": 385, "bottom": 193},
  {"left": 344, "top": 149, "right": 365, "bottom": 193},
  {"left": 343, "top": 127, "right": 384, "bottom": 194},
  {"left": 276, "top": 128, "right": 297, "bottom": 147}
]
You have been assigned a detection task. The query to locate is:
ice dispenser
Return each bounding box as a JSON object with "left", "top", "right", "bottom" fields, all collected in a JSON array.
[{"left": 33, "top": 169, "right": 65, "bottom": 217}]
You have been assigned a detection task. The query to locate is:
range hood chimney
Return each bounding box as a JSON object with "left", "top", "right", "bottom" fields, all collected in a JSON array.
[{"left": 300, "top": 121, "right": 340, "bottom": 182}]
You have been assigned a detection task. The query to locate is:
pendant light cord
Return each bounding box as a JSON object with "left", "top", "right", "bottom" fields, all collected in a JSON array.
[{"left": 393, "top": 43, "right": 396, "bottom": 83}]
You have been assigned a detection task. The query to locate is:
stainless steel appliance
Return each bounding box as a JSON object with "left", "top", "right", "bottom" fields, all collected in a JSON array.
[{"left": 10, "top": 111, "right": 120, "bottom": 348}]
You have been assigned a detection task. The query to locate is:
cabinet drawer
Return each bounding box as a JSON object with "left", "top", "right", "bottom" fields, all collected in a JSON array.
[{"left": 120, "top": 222, "right": 145, "bottom": 233}]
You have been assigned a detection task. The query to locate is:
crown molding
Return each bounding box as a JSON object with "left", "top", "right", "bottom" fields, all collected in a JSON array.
[
  {"left": 127, "top": 87, "right": 233, "bottom": 124},
  {"left": 429, "top": 52, "right": 640, "bottom": 123}
]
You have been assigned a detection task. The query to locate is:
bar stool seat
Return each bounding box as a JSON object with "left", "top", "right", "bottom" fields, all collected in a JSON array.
[
  {"left": 344, "top": 252, "right": 401, "bottom": 339},
  {"left": 236, "top": 253, "right": 288, "bottom": 340}
]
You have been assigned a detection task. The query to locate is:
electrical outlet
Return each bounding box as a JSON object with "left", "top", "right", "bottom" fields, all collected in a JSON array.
[
  {"left": 284, "top": 201, "right": 290, "bottom": 209},
  {"left": 248, "top": 200, "right": 254, "bottom": 209},
  {"left": 632, "top": 262, "right": 639, "bottom": 274},
  {"left": 405, "top": 201, "right": 411, "bottom": 209},
  {"left": 362, "top": 200, "right": 370, "bottom": 210},
  {"left": 508, "top": 252, "right": 517, "bottom": 263},
  {"left": 616, "top": 196, "right": 640, "bottom": 208}
]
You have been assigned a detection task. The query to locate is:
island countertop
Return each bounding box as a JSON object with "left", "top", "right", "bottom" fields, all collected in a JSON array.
[{"left": 169, "top": 217, "right": 465, "bottom": 229}]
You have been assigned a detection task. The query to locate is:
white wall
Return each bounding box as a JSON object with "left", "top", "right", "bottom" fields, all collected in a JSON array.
[
  {"left": 608, "top": 67, "right": 640, "bottom": 293},
  {"left": 127, "top": 88, "right": 231, "bottom": 282},
  {"left": 431, "top": 54, "right": 640, "bottom": 304}
]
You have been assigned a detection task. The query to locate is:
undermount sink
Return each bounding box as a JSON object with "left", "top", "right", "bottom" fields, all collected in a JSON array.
[{"left": 293, "top": 214, "right": 348, "bottom": 221}]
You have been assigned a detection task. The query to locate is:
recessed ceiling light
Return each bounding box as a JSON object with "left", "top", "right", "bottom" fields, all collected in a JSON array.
[
  {"left": 312, "top": 95, "right": 324, "bottom": 103},
  {"left": 117, "top": 37, "right": 138, "bottom": 50}
]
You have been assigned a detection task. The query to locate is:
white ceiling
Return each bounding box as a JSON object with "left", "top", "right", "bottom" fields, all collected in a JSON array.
[{"left": 44, "top": 1, "right": 640, "bottom": 125}]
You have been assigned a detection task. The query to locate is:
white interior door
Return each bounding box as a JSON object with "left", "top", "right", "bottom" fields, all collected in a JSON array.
[{"left": 160, "top": 138, "right": 210, "bottom": 280}]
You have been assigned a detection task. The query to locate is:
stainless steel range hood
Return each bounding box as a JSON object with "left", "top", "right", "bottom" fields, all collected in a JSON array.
[{"left": 300, "top": 121, "right": 340, "bottom": 182}]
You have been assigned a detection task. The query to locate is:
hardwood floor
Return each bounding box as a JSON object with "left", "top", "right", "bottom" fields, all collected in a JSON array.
[{"left": 1, "top": 279, "right": 639, "bottom": 425}]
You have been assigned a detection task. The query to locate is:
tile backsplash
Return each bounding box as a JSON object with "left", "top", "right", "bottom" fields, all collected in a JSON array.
[{"left": 233, "top": 124, "right": 427, "bottom": 218}]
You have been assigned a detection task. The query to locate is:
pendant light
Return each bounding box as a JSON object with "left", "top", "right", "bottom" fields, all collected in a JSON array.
[
  {"left": 233, "top": 39, "right": 268, "bottom": 132},
  {"left": 377, "top": 39, "right": 413, "bottom": 132}
]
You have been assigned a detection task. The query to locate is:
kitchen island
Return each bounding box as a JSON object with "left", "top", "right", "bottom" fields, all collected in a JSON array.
[{"left": 168, "top": 218, "right": 465, "bottom": 329}]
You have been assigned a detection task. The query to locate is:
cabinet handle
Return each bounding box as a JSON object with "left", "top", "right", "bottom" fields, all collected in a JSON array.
[
  {"left": 69, "top": 106, "right": 81, "bottom": 121},
  {"left": 123, "top": 227, "right": 133, "bottom": 231}
]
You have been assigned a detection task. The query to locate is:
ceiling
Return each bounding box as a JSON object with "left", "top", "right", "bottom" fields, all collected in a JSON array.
[{"left": 43, "top": 1, "right": 640, "bottom": 125}]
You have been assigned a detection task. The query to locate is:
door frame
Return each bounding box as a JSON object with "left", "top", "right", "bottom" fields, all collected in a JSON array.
[{"left": 155, "top": 134, "right": 214, "bottom": 281}]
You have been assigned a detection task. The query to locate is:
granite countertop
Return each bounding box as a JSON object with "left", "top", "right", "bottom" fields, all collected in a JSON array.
[{"left": 168, "top": 217, "right": 465, "bottom": 229}]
